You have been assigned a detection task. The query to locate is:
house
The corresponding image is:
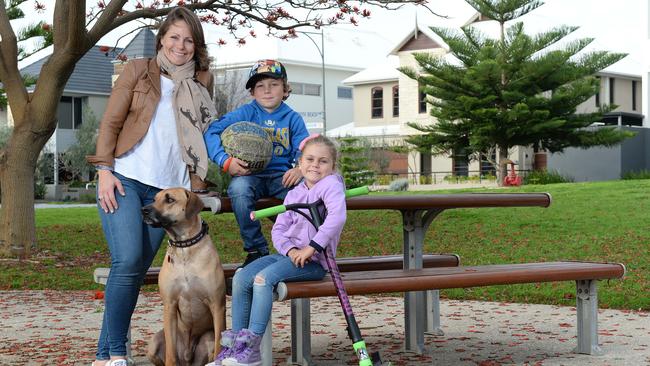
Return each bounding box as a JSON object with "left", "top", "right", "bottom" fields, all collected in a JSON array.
[
  {"left": 337, "top": 23, "right": 646, "bottom": 183},
  {"left": 209, "top": 27, "right": 395, "bottom": 133}
]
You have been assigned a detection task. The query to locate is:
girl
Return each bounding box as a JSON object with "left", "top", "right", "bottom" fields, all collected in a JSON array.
[{"left": 213, "top": 134, "right": 346, "bottom": 366}]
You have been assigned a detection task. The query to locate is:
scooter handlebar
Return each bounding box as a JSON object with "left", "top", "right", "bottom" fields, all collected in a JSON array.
[{"left": 250, "top": 186, "right": 370, "bottom": 221}]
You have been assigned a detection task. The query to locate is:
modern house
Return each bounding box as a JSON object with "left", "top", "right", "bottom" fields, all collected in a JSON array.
[{"left": 337, "top": 23, "right": 646, "bottom": 183}]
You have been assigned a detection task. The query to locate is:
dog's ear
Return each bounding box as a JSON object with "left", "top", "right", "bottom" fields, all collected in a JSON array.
[{"left": 185, "top": 190, "right": 205, "bottom": 219}]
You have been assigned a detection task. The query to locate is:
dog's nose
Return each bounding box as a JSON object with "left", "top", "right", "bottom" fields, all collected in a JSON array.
[{"left": 142, "top": 206, "right": 152, "bottom": 216}]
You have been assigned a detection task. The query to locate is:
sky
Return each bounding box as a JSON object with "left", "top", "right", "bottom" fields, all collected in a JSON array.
[{"left": 16, "top": 0, "right": 647, "bottom": 75}]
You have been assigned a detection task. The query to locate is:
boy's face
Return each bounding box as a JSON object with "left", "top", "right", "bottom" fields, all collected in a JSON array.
[{"left": 251, "top": 77, "right": 288, "bottom": 113}]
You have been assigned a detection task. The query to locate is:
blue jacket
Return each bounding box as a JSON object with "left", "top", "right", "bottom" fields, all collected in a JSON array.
[{"left": 204, "top": 100, "right": 309, "bottom": 173}]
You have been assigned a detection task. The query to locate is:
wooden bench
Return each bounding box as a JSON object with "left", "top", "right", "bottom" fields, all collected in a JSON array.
[
  {"left": 93, "top": 253, "right": 461, "bottom": 361},
  {"left": 276, "top": 260, "right": 625, "bottom": 365}
]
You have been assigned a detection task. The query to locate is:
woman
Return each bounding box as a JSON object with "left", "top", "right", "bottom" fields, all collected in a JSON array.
[{"left": 86, "top": 7, "right": 216, "bottom": 366}]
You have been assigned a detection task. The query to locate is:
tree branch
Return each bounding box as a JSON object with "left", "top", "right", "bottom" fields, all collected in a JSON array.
[{"left": 0, "top": 4, "right": 28, "bottom": 122}]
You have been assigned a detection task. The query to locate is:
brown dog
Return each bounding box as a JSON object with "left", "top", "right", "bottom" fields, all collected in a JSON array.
[{"left": 142, "top": 188, "right": 226, "bottom": 366}]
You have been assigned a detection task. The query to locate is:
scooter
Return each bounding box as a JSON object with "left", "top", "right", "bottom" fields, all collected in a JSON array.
[{"left": 251, "top": 186, "right": 390, "bottom": 366}]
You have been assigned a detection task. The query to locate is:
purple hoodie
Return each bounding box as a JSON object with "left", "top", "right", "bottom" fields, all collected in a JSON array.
[{"left": 271, "top": 174, "right": 347, "bottom": 270}]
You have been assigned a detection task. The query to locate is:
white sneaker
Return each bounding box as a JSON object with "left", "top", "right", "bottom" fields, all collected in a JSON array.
[{"left": 108, "top": 360, "right": 128, "bottom": 366}]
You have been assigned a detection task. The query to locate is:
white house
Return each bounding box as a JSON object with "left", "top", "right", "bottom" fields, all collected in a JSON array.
[
  {"left": 337, "top": 22, "right": 645, "bottom": 183},
  {"left": 209, "top": 27, "right": 395, "bottom": 133}
]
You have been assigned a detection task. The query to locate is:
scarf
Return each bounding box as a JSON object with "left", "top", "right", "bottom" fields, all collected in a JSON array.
[{"left": 156, "top": 52, "right": 216, "bottom": 179}]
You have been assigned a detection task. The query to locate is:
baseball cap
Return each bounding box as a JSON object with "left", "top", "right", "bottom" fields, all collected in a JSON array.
[{"left": 245, "top": 59, "right": 288, "bottom": 89}]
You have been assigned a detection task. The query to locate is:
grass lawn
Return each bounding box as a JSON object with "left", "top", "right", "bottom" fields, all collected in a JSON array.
[{"left": 1, "top": 179, "right": 648, "bottom": 310}]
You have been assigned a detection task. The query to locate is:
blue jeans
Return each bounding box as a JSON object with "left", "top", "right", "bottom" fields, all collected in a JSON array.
[
  {"left": 231, "top": 254, "right": 326, "bottom": 335},
  {"left": 95, "top": 172, "right": 165, "bottom": 360},
  {"left": 228, "top": 172, "right": 291, "bottom": 254}
]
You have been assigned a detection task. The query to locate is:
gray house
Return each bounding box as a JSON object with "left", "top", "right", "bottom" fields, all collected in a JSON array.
[{"left": 3, "top": 29, "right": 158, "bottom": 199}]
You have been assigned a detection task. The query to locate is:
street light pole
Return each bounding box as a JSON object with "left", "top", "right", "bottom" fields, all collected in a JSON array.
[{"left": 298, "top": 29, "right": 326, "bottom": 134}]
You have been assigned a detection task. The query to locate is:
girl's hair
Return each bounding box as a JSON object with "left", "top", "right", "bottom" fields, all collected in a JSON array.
[
  {"left": 300, "top": 134, "right": 339, "bottom": 168},
  {"left": 156, "top": 7, "right": 210, "bottom": 71}
]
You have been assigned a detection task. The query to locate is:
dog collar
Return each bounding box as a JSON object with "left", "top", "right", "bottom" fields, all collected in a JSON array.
[{"left": 168, "top": 221, "right": 209, "bottom": 248}]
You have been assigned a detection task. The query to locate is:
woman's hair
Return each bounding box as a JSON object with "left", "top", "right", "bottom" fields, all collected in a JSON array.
[
  {"left": 156, "top": 7, "right": 210, "bottom": 71},
  {"left": 300, "top": 134, "right": 339, "bottom": 168}
]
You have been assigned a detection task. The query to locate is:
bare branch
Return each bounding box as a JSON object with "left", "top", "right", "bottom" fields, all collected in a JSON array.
[{"left": 0, "top": 4, "right": 28, "bottom": 121}]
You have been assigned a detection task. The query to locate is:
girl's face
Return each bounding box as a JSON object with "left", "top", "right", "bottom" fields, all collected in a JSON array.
[
  {"left": 251, "top": 78, "right": 288, "bottom": 113},
  {"left": 299, "top": 143, "right": 335, "bottom": 189},
  {"left": 160, "top": 20, "right": 195, "bottom": 66}
]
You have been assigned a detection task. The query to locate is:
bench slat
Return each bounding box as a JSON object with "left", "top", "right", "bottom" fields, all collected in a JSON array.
[
  {"left": 277, "top": 261, "right": 625, "bottom": 300},
  {"left": 94, "top": 254, "right": 461, "bottom": 286}
]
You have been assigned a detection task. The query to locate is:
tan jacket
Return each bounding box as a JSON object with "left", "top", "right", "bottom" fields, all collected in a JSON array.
[{"left": 87, "top": 58, "right": 214, "bottom": 189}]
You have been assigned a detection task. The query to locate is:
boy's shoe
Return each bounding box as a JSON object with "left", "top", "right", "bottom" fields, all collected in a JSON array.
[
  {"left": 205, "top": 329, "right": 238, "bottom": 366},
  {"left": 240, "top": 249, "right": 268, "bottom": 268},
  {"left": 222, "top": 328, "right": 263, "bottom": 366}
]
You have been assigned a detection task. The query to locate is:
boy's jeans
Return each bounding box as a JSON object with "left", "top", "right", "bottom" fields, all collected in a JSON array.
[
  {"left": 96, "top": 172, "right": 165, "bottom": 359},
  {"left": 227, "top": 172, "right": 290, "bottom": 254},
  {"left": 231, "top": 254, "right": 326, "bottom": 334}
]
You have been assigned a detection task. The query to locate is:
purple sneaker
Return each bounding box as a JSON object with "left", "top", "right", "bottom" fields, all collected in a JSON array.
[
  {"left": 222, "top": 329, "right": 263, "bottom": 366},
  {"left": 205, "top": 329, "right": 237, "bottom": 366}
]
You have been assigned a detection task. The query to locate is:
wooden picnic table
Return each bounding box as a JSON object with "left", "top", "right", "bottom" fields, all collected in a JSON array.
[{"left": 202, "top": 192, "right": 552, "bottom": 353}]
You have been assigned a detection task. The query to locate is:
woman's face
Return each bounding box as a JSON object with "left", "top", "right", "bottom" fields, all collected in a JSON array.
[{"left": 160, "top": 20, "right": 195, "bottom": 66}]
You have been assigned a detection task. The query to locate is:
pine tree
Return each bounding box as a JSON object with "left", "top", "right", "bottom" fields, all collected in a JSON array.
[
  {"left": 400, "top": 0, "right": 632, "bottom": 183},
  {"left": 338, "top": 137, "right": 375, "bottom": 188}
]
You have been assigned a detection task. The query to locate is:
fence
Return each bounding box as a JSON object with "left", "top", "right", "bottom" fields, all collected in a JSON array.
[{"left": 374, "top": 170, "right": 531, "bottom": 186}]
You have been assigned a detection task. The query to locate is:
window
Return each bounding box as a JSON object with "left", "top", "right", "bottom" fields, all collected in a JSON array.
[
  {"left": 609, "top": 78, "right": 615, "bottom": 104},
  {"left": 290, "top": 82, "right": 321, "bottom": 96},
  {"left": 392, "top": 86, "right": 399, "bottom": 117},
  {"left": 632, "top": 80, "right": 637, "bottom": 111},
  {"left": 595, "top": 76, "right": 600, "bottom": 107},
  {"left": 418, "top": 84, "right": 427, "bottom": 114},
  {"left": 337, "top": 86, "right": 352, "bottom": 99},
  {"left": 371, "top": 87, "right": 383, "bottom": 118},
  {"left": 57, "top": 96, "right": 83, "bottom": 129},
  {"left": 452, "top": 148, "right": 469, "bottom": 177},
  {"left": 304, "top": 84, "right": 321, "bottom": 96},
  {"left": 291, "top": 82, "right": 303, "bottom": 95},
  {"left": 480, "top": 150, "right": 496, "bottom": 176}
]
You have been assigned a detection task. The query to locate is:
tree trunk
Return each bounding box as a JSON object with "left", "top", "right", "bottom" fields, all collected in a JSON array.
[
  {"left": 0, "top": 109, "right": 54, "bottom": 258},
  {"left": 497, "top": 145, "right": 509, "bottom": 187}
]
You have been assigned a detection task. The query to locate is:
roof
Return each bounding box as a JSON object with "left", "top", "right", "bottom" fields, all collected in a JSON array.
[
  {"left": 388, "top": 24, "right": 449, "bottom": 55},
  {"left": 342, "top": 56, "right": 400, "bottom": 85},
  {"left": 120, "top": 28, "right": 157, "bottom": 60},
  {"left": 327, "top": 122, "right": 401, "bottom": 138},
  {"left": 211, "top": 27, "right": 394, "bottom": 72},
  {"left": 20, "top": 45, "right": 123, "bottom": 95}
]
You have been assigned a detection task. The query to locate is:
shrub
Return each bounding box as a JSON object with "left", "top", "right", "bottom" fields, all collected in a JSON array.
[
  {"left": 622, "top": 169, "right": 650, "bottom": 180},
  {"left": 34, "top": 181, "right": 47, "bottom": 200},
  {"left": 524, "top": 169, "right": 573, "bottom": 185},
  {"left": 388, "top": 178, "right": 409, "bottom": 191},
  {"left": 78, "top": 193, "right": 97, "bottom": 203}
]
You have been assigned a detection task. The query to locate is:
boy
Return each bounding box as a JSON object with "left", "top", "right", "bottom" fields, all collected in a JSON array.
[{"left": 204, "top": 59, "right": 309, "bottom": 267}]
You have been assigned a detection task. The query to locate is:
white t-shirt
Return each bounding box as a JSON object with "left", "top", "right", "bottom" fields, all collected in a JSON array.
[{"left": 114, "top": 75, "right": 190, "bottom": 189}]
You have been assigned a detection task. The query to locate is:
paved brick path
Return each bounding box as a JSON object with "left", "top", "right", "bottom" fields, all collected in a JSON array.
[{"left": 0, "top": 291, "right": 648, "bottom": 365}]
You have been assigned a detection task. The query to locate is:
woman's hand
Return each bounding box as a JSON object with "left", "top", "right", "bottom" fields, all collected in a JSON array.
[
  {"left": 228, "top": 158, "right": 251, "bottom": 176},
  {"left": 288, "top": 246, "right": 316, "bottom": 268},
  {"left": 282, "top": 167, "right": 302, "bottom": 187},
  {"left": 97, "top": 170, "right": 125, "bottom": 213}
]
